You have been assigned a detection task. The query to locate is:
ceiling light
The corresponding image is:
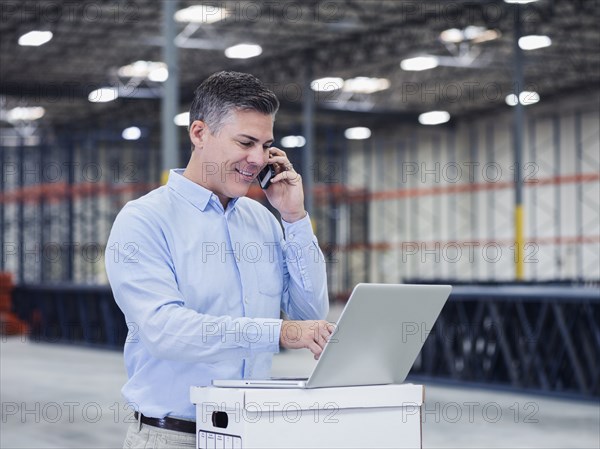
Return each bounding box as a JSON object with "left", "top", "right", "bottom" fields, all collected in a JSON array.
[
  {"left": 281, "top": 135, "right": 306, "bottom": 148},
  {"left": 7, "top": 106, "right": 45, "bottom": 122},
  {"left": 118, "top": 61, "right": 152, "bottom": 78},
  {"left": 148, "top": 67, "right": 169, "bottom": 82},
  {"left": 18, "top": 31, "right": 53, "bottom": 47},
  {"left": 506, "top": 91, "right": 540, "bottom": 106},
  {"left": 343, "top": 77, "right": 390, "bottom": 94},
  {"left": 122, "top": 127, "right": 141, "bottom": 140},
  {"left": 464, "top": 26, "right": 487, "bottom": 40},
  {"left": 310, "top": 77, "right": 344, "bottom": 92},
  {"left": 174, "top": 5, "right": 229, "bottom": 23},
  {"left": 88, "top": 87, "right": 119, "bottom": 103},
  {"left": 344, "top": 127, "right": 371, "bottom": 140},
  {"left": 505, "top": 94, "right": 519, "bottom": 106},
  {"left": 472, "top": 29, "right": 501, "bottom": 44},
  {"left": 520, "top": 91, "right": 540, "bottom": 105},
  {"left": 118, "top": 61, "right": 168, "bottom": 82},
  {"left": 418, "top": 111, "right": 450, "bottom": 125},
  {"left": 400, "top": 56, "right": 439, "bottom": 71},
  {"left": 224, "top": 43, "right": 262, "bottom": 59},
  {"left": 440, "top": 28, "right": 463, "bottom": 44},
  {"left": 504, "top": 0, "right": 539, "bottom": 3},
  {"left": 440, "top": 27, "right": 500, "bottom": 44},
  {"left": 518, "top": 35, "right": 552, "bottom": 51},
  {"left": 174, "top": 112, "right": 190, "bottom": 127}
]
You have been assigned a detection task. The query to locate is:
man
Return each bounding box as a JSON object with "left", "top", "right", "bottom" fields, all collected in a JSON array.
[{"left": 105, "top": 71, "right": 332, "bottom": 448}]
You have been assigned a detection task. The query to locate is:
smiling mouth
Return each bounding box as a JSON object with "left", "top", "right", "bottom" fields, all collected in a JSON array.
[{"left": 236, "top": 168, "right": 256, "bottom": 181}]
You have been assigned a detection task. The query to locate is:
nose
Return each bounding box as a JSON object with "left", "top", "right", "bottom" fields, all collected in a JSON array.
[{"left": 246, "top": 144, "right": 266, "bottom": 167}]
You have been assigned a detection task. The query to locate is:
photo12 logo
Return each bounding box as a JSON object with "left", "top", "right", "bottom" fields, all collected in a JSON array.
[
  {"left": 409, "top": 401, "right": 540, "bottom": 424},
  {"left": 200, "top": 401, "right": 340, "bottom": 425},
  {"left": 1, "top": 401, "right": 140, "bottom": 424},
  {"left": 2, "top": 161, "right": 139, "bottom": 184}
]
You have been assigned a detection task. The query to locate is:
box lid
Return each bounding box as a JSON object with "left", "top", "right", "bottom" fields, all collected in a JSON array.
[{"left": 191, "top": 384, "right": 423, "bottom": 411}]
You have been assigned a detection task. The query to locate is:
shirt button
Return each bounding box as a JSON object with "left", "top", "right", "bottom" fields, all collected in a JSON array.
[{"left": 244, "top": 296, "right": 249, "bottom": 303}]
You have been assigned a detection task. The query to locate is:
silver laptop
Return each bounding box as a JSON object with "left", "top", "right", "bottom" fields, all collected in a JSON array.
[{"left": 212, "top": 283, "right": 451, "bottom": 389}]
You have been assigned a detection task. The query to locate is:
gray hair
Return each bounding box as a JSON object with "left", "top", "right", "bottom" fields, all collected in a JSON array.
[{"left": 189, "top": 71, "right": 280, "bottom": 136}]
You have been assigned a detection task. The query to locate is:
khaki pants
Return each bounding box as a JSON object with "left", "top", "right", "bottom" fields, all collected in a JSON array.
[{"left": 123, "top": 422, "right": 195, "bottom": 449}]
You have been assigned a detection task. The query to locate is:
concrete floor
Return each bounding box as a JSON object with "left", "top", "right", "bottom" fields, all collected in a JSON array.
[{"left": 1, "top": 336, "right": 598, "bottom": 449}]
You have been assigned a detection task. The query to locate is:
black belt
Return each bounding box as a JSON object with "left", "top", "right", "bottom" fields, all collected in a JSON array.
[{"left": 134, "top": 412, "right": 196, "bottom": 435}]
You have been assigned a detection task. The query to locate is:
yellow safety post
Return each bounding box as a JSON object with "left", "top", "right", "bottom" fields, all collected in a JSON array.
[{"left": 515, "top": 205, "right": 524, "bottom": 280}]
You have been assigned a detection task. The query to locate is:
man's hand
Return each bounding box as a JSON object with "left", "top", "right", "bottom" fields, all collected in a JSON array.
[
  {"left": 280, "top": 320, "right": 335, "bottom": 360},
  {"left": 263, "top": 147, "right": 306, "bottom": 223}
]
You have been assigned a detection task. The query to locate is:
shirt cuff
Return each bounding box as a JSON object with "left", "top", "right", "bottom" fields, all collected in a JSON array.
[{"left": 282, "top": 213, "right": 315, "bottom": 248}]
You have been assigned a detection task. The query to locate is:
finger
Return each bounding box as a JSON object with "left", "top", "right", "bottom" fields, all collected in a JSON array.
[
  {"left": 307, "top": 340, "right": 323, "bottom": 357},
  {"left": 315, "top": 328, "right": 328, "bottom": 349},
  {"left": 268, "top": 147, "right": 287, "bottom": 157},
  {"left": 271, "top": 170, "right": 301, "bottom": 184},
  {"left": 318, "top": 322, "right": 332, "bottom": 341},
  {"left": 325, "top": 323, "right": 337, "bottom": 343},
  {"left": 266, "top": 155, "right": 290, "bottom": 166},
  {"left": 314, "top": 326, "right": 329, "bottom": 358},
  {"left": 267, "top": 157, "right": 295, "bottom": 175},
  {"left": 320, "top": 327, "right": 332, "bottom": 344}
]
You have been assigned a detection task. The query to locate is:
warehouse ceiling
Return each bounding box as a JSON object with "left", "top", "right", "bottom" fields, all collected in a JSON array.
[{"left": 0, "top": 0, "right": 599, "bottom": 130}]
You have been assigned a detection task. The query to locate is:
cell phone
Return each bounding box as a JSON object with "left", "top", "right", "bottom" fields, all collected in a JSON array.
[{"left": 258, "top": 164, "right": 275, "bottom": 189}]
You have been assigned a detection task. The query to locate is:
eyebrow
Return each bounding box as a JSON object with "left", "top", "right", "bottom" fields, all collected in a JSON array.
[{"left": 236, "top": 134, "right": 274, "bottom": 145}]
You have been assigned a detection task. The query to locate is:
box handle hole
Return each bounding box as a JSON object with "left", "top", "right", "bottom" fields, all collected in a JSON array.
[{"left": 212, "top": 411, "right": 228, "bottom": 429}]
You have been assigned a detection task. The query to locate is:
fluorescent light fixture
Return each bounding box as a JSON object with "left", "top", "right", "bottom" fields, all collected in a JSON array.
[
  {"left": 465, "top": 26, "right": 500, "bottom": 43},
  {"left": 174, "top": 112, "right": 190, "bottom": 127},
  {"left": 343, "top": 77, "right": 390, "bottom": 94},
  {"left": 473, "top": 29, "right": 501, "bottom": 44},
  {"left": 122, "top": 127, "right": 141, "bottom": 140},
  {"left": 18, "top": 30, "right": 53, "bottom": 47},
  {"left": 118, "top": 61, "right": 151, "bottom": 78},
  {"left": 418, "top": 111, "right": 451, "bottom": 125},
  {"left": 505, "top": 93, "right": 519, "bottom": 106},
  {"left": 174, "top": 5, "right": 229, "bottom": 23},
  {"left": 520, "top": 91, "right": 540, "bottom": 105},
  {"left": 506, "top": 91, "right": 540, "bottom": 106},
  {"left": 440, "top": 27, "right": 500, "bottom": 44},
  {"left": 344, "top": 127, "right": 371, "bottom": 140},
  {"left": 464, "top": 26, "right": 486, "bottom": 40},
  {"left": 88, "top": 87, "right": 119, "bottom": 103},
  {"left": 148, "top": 67, "right": 169, "bottom": 82},
  {"left": 504, "top": 0, "right": 539, "bottom": 3},
  {"left": 519, "top": 35, "right": 552, "bottom": 50},
  {"left": 118, "top": 61, "right": 168, "bottom": 82},
  {"left": 7, "top": 106, "right": 45, "bottom": 122},
  {"left": 310, "top": 77, "right": 344, "bottom": 92},
  {"left": 400, "top": 56, "right": 439, "bottom": 71},
  {"left": 281, "top": 135, "right": 306, "bottom": 148},
  {"left": 440, "top": 28, "right": 463, "bottom": 43},
  {"left": 224, "top": 43, "right": 262, "bottom": 59}
]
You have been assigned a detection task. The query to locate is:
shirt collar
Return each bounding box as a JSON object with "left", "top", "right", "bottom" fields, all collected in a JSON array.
[{"left": 167, "top": 169, "right": 239, "bottom": 213}]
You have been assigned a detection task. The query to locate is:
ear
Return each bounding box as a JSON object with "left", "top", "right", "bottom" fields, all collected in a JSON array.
[{"left": 189, "top": 120, "right": 207, "bottom": 150}]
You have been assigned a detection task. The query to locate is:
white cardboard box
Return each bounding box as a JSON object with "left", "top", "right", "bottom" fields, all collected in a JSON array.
[{"left": 190, "top": 384, "right": 424, "bottom": 449}]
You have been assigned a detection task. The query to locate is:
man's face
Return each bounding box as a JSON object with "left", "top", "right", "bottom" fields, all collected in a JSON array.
[{"left": 190, "top": 110, "right": 274, "bottom": 205}]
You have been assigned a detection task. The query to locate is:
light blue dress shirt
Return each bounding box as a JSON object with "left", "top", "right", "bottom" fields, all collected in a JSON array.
[{"left": 105, "top": 169, "right": 328, "bottom": 419}]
